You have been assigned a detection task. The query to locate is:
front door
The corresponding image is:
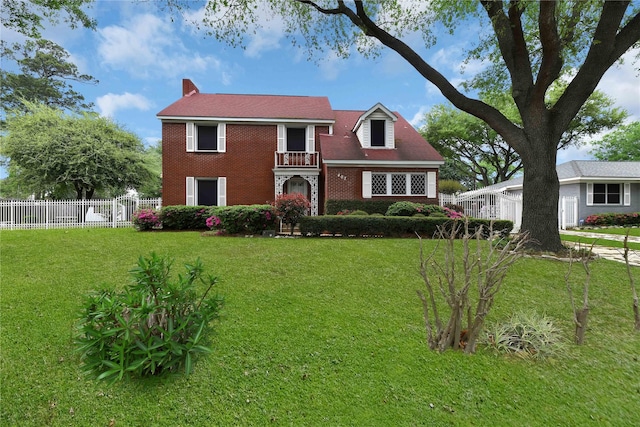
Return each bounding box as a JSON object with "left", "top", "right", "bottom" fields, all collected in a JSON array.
[{"left": 287, "top": 178, "right": 308, "bottom": 199}]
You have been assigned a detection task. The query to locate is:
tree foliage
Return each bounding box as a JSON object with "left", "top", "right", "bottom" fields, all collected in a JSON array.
[
  {"left": 1, "top": 103, "right": 153, "bottom": 199},
  {"left": 590, "top": 121, "right": 640, "bottom": 161},
  {"left": 163, "top": 0, "right": 640, "bottom": 251},
  {"left": 0, "top": 0, "right": 95, "bottom": 39},
  {"left": 422, "top": 88, "right": 626, "bottom": 187},
  {"left": 1, "top": 39, "right": 98, "bottom": 114}
]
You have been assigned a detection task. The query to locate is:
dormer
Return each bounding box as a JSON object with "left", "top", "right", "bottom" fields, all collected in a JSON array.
[{"left": 352, "top": 103, "right": 398, "bottom": 149}]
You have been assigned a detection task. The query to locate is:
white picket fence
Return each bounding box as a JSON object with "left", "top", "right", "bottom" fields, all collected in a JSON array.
[
  {"left": 0, "top": 196, "right": 162, "bottom": 230},
  {"left": 441, "top": 191, "right": 580, "bottom": 231},
  {"left": 440, "top": 189, "right": 523, "bottom": 231}
]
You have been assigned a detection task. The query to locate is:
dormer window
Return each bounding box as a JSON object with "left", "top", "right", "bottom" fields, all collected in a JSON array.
[
  {"left": 353, "top": 102, "right": 397, "bottom": 149},
  {"left": 370, "top": 120, "right": 385, "bottom": 147}
]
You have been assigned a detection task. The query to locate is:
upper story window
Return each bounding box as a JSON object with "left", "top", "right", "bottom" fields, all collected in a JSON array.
[
  {"left": 287, "top": 128, "right": 306, "bottom": 151},
  {"left": 197, "top": 125, "right": 218, "bottom": 151},
  {"left": 370, "top": 120, "right": 385, "bottom": 147},
  {"left": 186, "top": 122, "right": 226, "bottom": 152}
]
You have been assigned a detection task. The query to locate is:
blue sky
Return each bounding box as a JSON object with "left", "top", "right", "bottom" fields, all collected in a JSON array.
[{"left": 2, "top": 1, "right": 639, "bottom": 172}]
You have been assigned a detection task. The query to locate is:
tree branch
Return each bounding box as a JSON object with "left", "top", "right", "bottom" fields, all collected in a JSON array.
[{"left": 535, "top": 1, "right": 563, "bottom": 100}]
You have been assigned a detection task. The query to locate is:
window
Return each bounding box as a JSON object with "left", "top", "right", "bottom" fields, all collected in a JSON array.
[
  {"left": 287, "top": 128, "right": 306, "bottom": 151},
  {"left": 370, "top": 120, "right": 385, "bottom": 147},
  {"left": 197, "top": 179, "right": 218, "bottom": 206},
  {"left": 197, "top": 125, "right": 218, "bottom": 151},
  {"left": 186, "top": 177, "right": 226, "bottom": 206},
  {"left": 371, "top": 173, "right": 427, "bottom": 196},
  {"left": 592, "top": 183, "right": 621, "bottom": 205}
]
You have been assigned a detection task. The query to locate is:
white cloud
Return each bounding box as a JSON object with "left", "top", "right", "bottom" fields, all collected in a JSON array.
[
  {"left": 96, "top": 13, "right": 231, "bottom": 83},
  {"left": 596, "top": 49, "right": 640, "bottom": 121},
  {"left": 409, "top": 105, "right": 431, "bottom": 128},
  {"left": 96, "top": 92, "right": 152, "bottom": 118}
]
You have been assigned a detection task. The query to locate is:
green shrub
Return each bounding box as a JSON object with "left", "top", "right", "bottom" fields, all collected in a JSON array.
[
  {"left": 584, "top": 212, "right": 640, "bottom": 226},
  {"left": 484, "top": 312, "right": 564, "bottom": 360},
  {"left": 386, "top": 201, "right": 446, "bottom": 217},
  {"left": 349, "top": 210, "right": 369, "bottom": 216},
  {"left": 76, "top": 253, "right": 224, "bottom": 382},
  {"left": 274, "top": 193, "right": 310, "bottom": 235},
  {"left": 439, "top": 180, "right": 467, "bottom": 194},
  {"left": 325, "top": 199, "right": 395, "bottom": 215},
  {"left": 208, "top": 205, "right": 276, "bottom": 234},
  {"left": 299, "top": 216, "right": 513, "bottom": 238},
  {"left": 159, "top": 206, "right": 211, "bottom": 230}
]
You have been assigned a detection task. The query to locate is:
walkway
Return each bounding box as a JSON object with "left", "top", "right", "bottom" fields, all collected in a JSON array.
[{"left": 560, "top": 230, "right": 640, "bottom": 267}]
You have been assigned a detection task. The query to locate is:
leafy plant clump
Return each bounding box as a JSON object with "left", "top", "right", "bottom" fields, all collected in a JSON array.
[
  {"left": 132, "top": 208, "right": 161, "bottom": 231},
  {"left": 273, "top": 193, "right": 310, "bottom": 235},
  {"left": 484, "top": 312, "right": 564, "bottom": 360},
  {"left": 76, "top": 253, "right": 224, "bottom": 382}
]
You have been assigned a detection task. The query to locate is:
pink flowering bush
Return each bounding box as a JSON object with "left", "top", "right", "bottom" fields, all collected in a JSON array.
[
  {"left": 132, "top": 208, "right": 161, "bottom": 231},
  {"left": 443, "top": 206, "right": 465, "bottom": 219},
  {"left": 206, "top": 205, "right": 276, "bottom": 235},
  {"left": 585, "top": 212, "right": 640, "bottom": 226},
  {"left": 273, "top": 193, "right": 311, "bottom": 235}
]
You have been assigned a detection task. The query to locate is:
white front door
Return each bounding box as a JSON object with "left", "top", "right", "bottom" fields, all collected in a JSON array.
[{"left": 287, "top": 178, "right": 308, "bottom": 198}]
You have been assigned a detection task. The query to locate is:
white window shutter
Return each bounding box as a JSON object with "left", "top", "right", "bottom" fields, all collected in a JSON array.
[
  {"left": 306, "top": 125, "right": 315, "bottom": 152},
  {"left": 386, "top": 119, "right": 394, "bottom": 149},
  {"left": 623, "top": 183, "right": 631, "bottom": 206},
  {"left": 277, "top": 124, "right": 285, "bottom": 152},
  {"left": 217, "top": 123, "right": 226, "bottom": 152},
  {"left": 186, "top": 176, "right": 195, "bottom": 206},
  {"left": 427, "top": 171, "right": 437, "bottom": 198},
  {"left": 186, "top": 122, "right": 195, "bottom": 152},
  {"left": 218, "top": 177, "right": 227, "bottom": 206},
  {"left": 362, "top": 171, "right": 372, "bottom": 198},
  {"left": 363, "top": 120, "right": 371, "bottom": 148},
  {"left": 586, "top": 183, "right": 593, "bottom": 206}
]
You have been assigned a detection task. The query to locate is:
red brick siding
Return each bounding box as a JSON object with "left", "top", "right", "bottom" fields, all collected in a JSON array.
[{"left": 323, "top": 166, "right": 439, "bottom": 205}]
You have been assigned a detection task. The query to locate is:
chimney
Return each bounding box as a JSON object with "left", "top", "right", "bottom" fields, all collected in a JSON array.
[{"left": 182, "top": 79, "right": 199, "bottom": 97}]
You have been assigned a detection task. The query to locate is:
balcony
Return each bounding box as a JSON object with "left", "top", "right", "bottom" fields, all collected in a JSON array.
[{"left": 274, "top": 151, "right": 320, "bottom": 168}]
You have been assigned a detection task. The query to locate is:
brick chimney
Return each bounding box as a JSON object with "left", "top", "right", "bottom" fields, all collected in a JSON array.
[{"left": 182, "top": 79, "right": 199, "bottom": 97}]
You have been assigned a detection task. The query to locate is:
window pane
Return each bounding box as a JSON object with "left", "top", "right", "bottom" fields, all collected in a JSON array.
[
  {"left": 607, "top": 184, "right": 621, "bottom": 204},
  {"left": 410, "top": 174, "right": 426, "bottom": 195},
  {"left": 391, "top": 174, "right": 406, "bottom": 195},
  {"left": 287, "top": 128, "right": 306, "bottom": 151},
  {"left": 593, "top": 183, "right": 606, "bottom": 204},
  {"left": 197, "top": 126, "right": 218, "bottom": 150},
  {"left": 197, "top": 179, "right": 218, "bottom": 206},
  {"left": 371, "top": 120, "right": 385, "bottom": 147},
  {"left": 372, "top": 174, "right": 386, "bottom": 195}
]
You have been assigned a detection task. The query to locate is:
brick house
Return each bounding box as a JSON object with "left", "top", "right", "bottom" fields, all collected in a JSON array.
[{"left": 157, "top": 79, "right": 444, "bottom": 215}]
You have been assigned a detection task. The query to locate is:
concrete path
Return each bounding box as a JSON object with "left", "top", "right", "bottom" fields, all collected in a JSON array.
[{"left": 560, "top": 229, "right": 640, "bottom": 267}]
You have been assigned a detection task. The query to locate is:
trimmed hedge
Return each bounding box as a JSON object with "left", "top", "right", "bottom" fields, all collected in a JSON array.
[
  {"left": 299, "top": 216, "right": 513, "bottom": 238},
  {"left": 160, "top": 206, "right": 211, "bottom": 230},
  {"left": 209, "top": 205, "right": 276, "bottom": 234},
  {"left": 584, "top": 212, "right": 640, "bottom": 226},
  {"left": 325, "top": 199, "right": 398, "bottom": 215},
  {"left": 385, "top": 201, "right": 445, "bottom": 217}
]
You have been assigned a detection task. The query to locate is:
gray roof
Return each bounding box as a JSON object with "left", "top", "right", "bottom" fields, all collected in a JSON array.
[{"left": 478, "top": 161, "right": 640, "bottom": 193}]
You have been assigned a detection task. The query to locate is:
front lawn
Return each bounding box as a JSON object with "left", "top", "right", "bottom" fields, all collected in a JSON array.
[{"left": 1, "top": 229, "right": 638, "bottom": 426}]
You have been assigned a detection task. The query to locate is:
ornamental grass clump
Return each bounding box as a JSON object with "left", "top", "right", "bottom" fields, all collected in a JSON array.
[
  {"left": 132, "top": 208, "right": 161, "bottom": 230},
  {"left": 484, "top": 312, "right": 564, "bottom": 360},
  {"left": 76, "top": 253, "right": 223, "bottom": 383}
]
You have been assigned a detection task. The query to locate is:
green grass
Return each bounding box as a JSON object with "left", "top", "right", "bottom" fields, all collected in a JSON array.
[
  {"left": 574, "top": 227, "right": 640, "bottom": 237},
  {"left": 1, "top": 228, "right": 639, "bottom": 426}
]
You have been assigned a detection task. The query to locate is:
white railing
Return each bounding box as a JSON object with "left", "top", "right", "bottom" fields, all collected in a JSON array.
[
  {"left": 440, "top": 190, "right": 523, "bottom": 231},
  {"left": 0, "top": 196, "right": 162, "bottom": 230},
  {"left": 274, "top": 151, "right": 319, "bottom": 168}
]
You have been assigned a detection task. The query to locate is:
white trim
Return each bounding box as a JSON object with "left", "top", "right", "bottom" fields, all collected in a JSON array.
[
  {"left": 186, "top": 177, "right": 195, "bottom": 206},
  {"left": 277, "top": 124, "right": 285, "bottom": 153},
  {"left": 158, "top": 116, "right": 335, "bottom": 125},
  {"left": 323, "top": 159, "right": 445, "bottom": 167},
  {"left": 362, "top": 171, "right": 372, "bottom": 198},
  {"left": 186, "top": 122, "right": 195, "bottom": 152},
  {"left": 586, "top": 183, "right": 593, "bottom": 206},
  {"left": 218, "top": 177, "right": 227, "bottom": 206},
  {"left": 306, "top": 125, "right": 315, "bottom": 152}
]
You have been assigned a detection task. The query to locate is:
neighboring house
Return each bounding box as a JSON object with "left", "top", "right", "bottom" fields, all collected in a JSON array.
[
  {"left": 157, "top": 79, "right": 444, "bottom": 215},
  {"left": 476, "top": 160, "right": 640, "bottom": 226}
]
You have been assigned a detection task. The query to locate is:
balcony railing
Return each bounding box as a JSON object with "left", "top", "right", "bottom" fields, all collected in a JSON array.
[{"left": 274, "top": 151, "right": 319, "bottom": 168}]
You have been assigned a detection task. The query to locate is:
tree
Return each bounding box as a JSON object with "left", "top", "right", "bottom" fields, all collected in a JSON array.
[
  {"left": 138, "top": 141, "right": 163, "bottom": 198},
  {"left": 422, "top": 89, "right": 627, "bottom": 187},
  {"left": 590, "top": 121, "right": 640, "bottom": 161},
  {"left": 166, "top": 0, "right": 640, "bottom": 251},
  {"left": 1, "top": 0, "right": 95, "bottom": 39},
  {"left": 1, "top": 102, "right": 152, "bottom": 199},
  {"left": 1, "top": 39, "right": 98, "bottom": 114}
]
